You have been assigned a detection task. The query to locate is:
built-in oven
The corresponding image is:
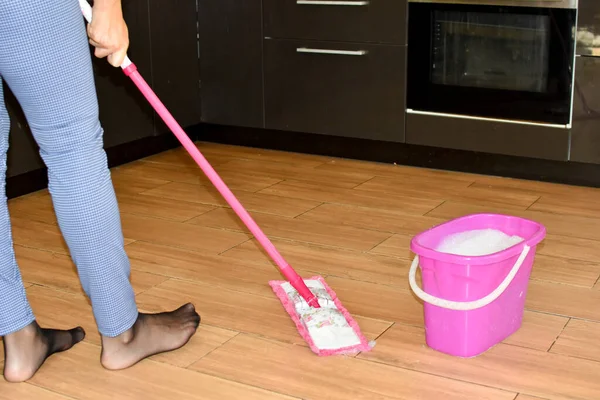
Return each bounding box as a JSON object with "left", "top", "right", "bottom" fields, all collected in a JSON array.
[
  {"left": 407, "top": 0, "right": 577, "bottom": 126},
  {"left": 405, "top": 0, "right": 578, "bottom": 160}
]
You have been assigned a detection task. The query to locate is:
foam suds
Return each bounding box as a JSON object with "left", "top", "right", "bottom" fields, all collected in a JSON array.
[{"left": 435, "top": 228, "right": 524, "bottom": 256}]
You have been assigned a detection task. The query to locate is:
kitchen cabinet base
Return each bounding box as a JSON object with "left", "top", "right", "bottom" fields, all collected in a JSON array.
[
  {"left": 197, "top": 123, "right": 600, "bottom": 188},
  {"left": 406, "top": 112, "right": 570, "bottom": 161}
]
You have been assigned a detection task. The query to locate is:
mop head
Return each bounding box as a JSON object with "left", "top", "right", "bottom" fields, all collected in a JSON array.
[{"left": 269, "top": 276, "right": 375, "bottom": 356}]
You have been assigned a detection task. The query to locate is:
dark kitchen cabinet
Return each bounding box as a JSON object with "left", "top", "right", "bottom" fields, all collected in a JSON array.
[
  {"left": 570, "top": 56, "right": 600, "bottom": 164},
  {"left": 93, "top": 0, "right": 154, "bottom": 148},
  {"left": 5, "top": 84, "right": 44, "bottom": 178},
  {"left": 263, "top": 0, "right": 407, "bottom": 45},
  {"left": 198, "top": 0, "right": 264, "bottom": 128},
  {"left": 406, "top": 111, "right": 570, "bottom": 161},
  {"left": 96, "top": 0, "right": 201, "bottom": 142},
  {"left": 149, "top": 0, "right": 202, "bottom": 135},
  {"left": 575, "top": 0, "right": 600, "bottom": 56},
  {"left": 264, "top": 39, "right": 406, "bottom": 142}
]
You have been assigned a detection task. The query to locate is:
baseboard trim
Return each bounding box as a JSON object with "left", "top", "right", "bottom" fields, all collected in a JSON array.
[
  {"left": 196, "top": 123, "right": 600, "bottom": 188},
  {"left": 6, "top": 133, "right": 184, "bottom": 200}
]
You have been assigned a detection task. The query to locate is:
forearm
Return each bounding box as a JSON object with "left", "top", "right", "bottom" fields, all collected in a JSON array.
[{"left": 92, "top": 0, "right": 122, "bottom": 12}]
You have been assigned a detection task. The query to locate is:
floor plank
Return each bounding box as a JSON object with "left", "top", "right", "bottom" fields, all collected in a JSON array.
[
  {"left": 16, "top": 245, "right": 167, "bottom": 296},
  {"left": 215, "top": 158, "right": 375, "bottom": 189},
  {"left": 318, "top": 276, "right": 424, "bottom": 326},
  {"left": 8, "top": 193, "right": 57, "bottom": 225},
  {"left": 221, "top": 238, "right": 413, "bottom": 287},
  {"left": 141, "top": 181, "right": 321, "bottom": 218},
  {"left": 109, "top": 170, "right": 171, "bottom": 195},
  {"left": 141, "top": 147, "right": 240, "bottom": 169},
  {"left": 11, "top": 217, "right": 70, "bottom": 255},
  {"left": 0, "top": 383, "right": 74, "bottom": 400},
  {"left": 529, "top": 255, "right": 600, "bottom": 288},
  {"left": 355, "top": 176, "right": 540, "bottom": 209},
  {"left": 503, "top": 312, "right": 568, "bottom": 352},
  {"left": 315, "top": 157, "right": 479, "bottom": 183},
  {"left": 150, "top": 325, "right": 239, "bottom": 368},
  {"left": 526, "top": 281, "right": 600, "bottom": 322},
  {"left": 196, "top": 142, "right": 333, "bottom": 168},
  {"left": 186, "top": 207, "right": 393, "bottom": 252},
  {"left": 369, "top": 233, "right": 414, "bottom": 259},
  {"left": 515, "top": 395, "right": 550, "bottom": 400},
  {"left": 529, "top": 194, "right": 600, "bottom": 219},
  {"left": 259, "top": 179, "right": 443, "bottom": 214},
  {"left": 191, "top": 334, "right": 517, "bottom": 400},
  {"left": 536, "top": 234, "right": 600, "bottom": 264},
  {"left": 550, "top": 319, "right": 600, "bottom": 362},
  {"left": 470, "top": 176, "right": 600, "bottom": 198},
  {"left": 126, "top": 241, "right": 312, "bottom": 298},
  {"left": 27, "top": 341, "right": 299, "bottom": 400},
  {"left": 119, "top": 212, "right": 250, "bottom": 254},
  {"left": 116, "top": 192, "right": 216, "bottom": 222},
  {"left": 118, "top": 159, "right": 284, "bottom": 193},
  {"left": 296, "top": 203, "right": 446, "bottom": 235},
  {"left": 358, "top": 323, "right": 600, "bottom": 400}
]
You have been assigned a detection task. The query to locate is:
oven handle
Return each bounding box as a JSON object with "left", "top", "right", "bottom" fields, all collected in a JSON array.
[
  {"left": 296, "top": 0, "right": 369, "bottom": 5},
  {"left": 406, "top": 0, "right": 577, "bottom": 10},
  {"left": 296, "top": 47, "right": 367, "bottom": 56},
  {"left": 406, "top": 109, "right": 571, "bottom": 129}
]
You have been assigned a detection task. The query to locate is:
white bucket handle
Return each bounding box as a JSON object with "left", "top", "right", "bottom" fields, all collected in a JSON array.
[{"left": 408, "top": 245, "right": 531, "bottom": 311}]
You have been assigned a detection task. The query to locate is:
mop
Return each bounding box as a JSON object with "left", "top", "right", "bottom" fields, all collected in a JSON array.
[{"left": 79, "top": 0, "right": 373, "bottom": 356}]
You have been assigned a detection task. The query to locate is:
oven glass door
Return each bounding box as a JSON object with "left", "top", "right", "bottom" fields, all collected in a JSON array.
[{"left": 407, "top": 2, "right": 577, "bottom": 125}]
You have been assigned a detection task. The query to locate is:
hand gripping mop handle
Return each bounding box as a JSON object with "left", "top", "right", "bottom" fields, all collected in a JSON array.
[{"left": 79, "top": 0, "right": 320, "bottom": 308}]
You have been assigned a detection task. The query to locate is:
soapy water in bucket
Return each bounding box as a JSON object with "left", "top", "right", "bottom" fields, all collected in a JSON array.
[{"left": 435, "top": 228, "right": 524, "bottom": 256}]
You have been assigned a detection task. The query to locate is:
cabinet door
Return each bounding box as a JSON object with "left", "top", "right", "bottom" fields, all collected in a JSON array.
[
  {"left": 263, "top": 0, "right": 407, "bottom": 45},
  {"left": 198, "top": 0, "right": 264, "bottom": 128},
  {"left": 5, "top": 84, "right": 44, "bottom": 178},
  {"left": 264, "top": 39, "right": 406, "bottom": 142},
  {"left": 93, "top": 0, "right": 154, "bottom": 149},
  {"left": 149, "top": 0, "right": 201, "bottom": 135},
  {"left": 570, "top": 56, "right": 600, "bottom": 164}
]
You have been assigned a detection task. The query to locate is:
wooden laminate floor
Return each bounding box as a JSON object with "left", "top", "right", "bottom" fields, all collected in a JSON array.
[{"left": 2, "top": 141, "right": 600, "bottom": 399}]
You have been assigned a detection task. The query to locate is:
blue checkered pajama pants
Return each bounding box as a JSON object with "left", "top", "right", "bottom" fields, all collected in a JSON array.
[{"left": 0, "top": 0, "right": 138, "bottom": 337}]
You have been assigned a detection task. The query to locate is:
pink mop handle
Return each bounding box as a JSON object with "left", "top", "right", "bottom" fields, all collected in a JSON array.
[
  {"left": 127, "top": 65, "right": 319, "bottom": 308},
  {"left": 79, "top": 0, "right": 320, "bottom": 309}
]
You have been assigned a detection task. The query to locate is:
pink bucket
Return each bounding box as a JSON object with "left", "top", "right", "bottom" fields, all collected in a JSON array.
[{"left": 409, "top": 213, "right": 546, "bottom": 358}]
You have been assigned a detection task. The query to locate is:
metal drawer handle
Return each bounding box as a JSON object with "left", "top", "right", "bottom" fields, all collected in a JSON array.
[
  {"left": 296, "top": 47, "right": 367, "bottom": 56},
  {"left": 296, "top": 1, "right": 369, "bottom": 5}
]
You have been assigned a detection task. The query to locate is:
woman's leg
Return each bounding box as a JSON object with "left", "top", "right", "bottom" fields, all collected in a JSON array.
[
  {"left": 0, "top": 79, "right": 35, "bottom": 338},
  {"left": 0, "top": 0, "right": 138, "bottom": 340},
  {"left": 0, "top": 61, "right": 85, "bottom": 385},
  {"left": 0, "top": 0, "right": 199, "bottom": 378}
]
